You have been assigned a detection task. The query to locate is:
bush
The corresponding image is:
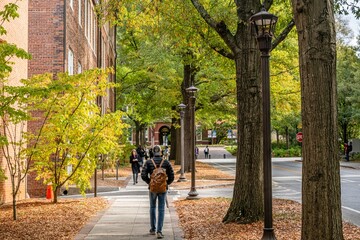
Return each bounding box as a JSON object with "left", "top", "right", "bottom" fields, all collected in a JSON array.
[
  {"left": 224, "top": 146, "right": 237, "bottom": 156},
  {"left": 350, "top": 152, "right": 360, "bottom": 161},
  {"left": 272, "top": 146, "right": 302, "bottom": 157},
  {"left": 225, "top": 145, "right": 301, "bottom": 157}
]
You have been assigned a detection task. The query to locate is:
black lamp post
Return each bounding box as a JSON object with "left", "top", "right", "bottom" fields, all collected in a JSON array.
[
  {"left": 178, "top": 103, "right": 187, "bottom": 182},
  {"left": 186, "top": 85, "right": 199, "bottom": 199},
  {"left": 250, "top": 6, "right": 278, "bottom": 240}
]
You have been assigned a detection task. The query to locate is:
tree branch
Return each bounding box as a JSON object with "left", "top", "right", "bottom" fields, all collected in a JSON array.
[
  {"left": 190, "top": 0, "right": 238, "bottom": 52},
  {"left": 197, "top": 30, "right": 234, "bottom": 59},
  {"left": 272, "top": 19, "right": 296, "bottom": 51}
]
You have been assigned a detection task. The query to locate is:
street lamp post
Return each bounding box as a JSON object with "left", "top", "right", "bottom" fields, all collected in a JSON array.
[
  {"left": 178, "top": 103, "right": 187, "bottom": 182},
  {"left": 186, "top": 85, "right": 199, "bottom": 199},
  {"left": 250, "top": 6, "right": 278, "bottom": 240}
]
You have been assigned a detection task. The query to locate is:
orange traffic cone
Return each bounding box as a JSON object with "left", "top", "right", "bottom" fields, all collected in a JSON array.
[{"left": 46, "top": 184, "right": 53, "bottom": 200}]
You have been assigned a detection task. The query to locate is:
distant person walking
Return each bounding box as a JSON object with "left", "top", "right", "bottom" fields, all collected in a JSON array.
[
  {"left": 141, "top": 145, "right": 174, "bottom": 239},
  {"left": 136, "top": 145, "right": 145, "bottom": 167},
  {"left": 195, "top": 146, "right": 199, "bottom": 159},
  {"left": 163, "top": 146, "right": 169, "bottom": 161},
  {"left": 204, "top": 145, "right": 210, "bottom": 159},
  {"left": 130, "top": 149, "right": 140, "bottom": 185},
  {"left": 346, "top": 141, "right": 353, "bottom": 161}
]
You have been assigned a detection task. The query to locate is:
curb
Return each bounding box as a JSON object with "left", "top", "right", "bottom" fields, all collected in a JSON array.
[
  {"left": 168, "top": 197, "right": 185, "bottom": 240},
  {"left": 172, "top": 182, "right": 234, "bottom": 191}
]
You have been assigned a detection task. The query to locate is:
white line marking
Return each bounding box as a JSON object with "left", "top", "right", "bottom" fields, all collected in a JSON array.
[{"left": 342, "top": 206, "right": 360, "bottom": 214}]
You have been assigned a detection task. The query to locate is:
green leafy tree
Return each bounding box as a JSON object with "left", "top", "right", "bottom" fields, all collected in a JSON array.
[
  {"left": 23, "top": 69, "right": 126, "bottom": 203},
  {"left": 336, "top": 17, "right": 360, "bottom": 144},
  {"left": 188, "top": 0, "right": 295, "bottom": 223}
]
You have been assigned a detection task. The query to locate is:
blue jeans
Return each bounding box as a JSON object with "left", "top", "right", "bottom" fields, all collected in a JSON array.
[{"left": 149, "top": 191, "right": 167, "bottom": 233}]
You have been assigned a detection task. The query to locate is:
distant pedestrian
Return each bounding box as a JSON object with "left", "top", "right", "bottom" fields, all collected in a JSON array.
[
  {"left": 149, "top": 148, "right": 154, "bottom": 159},
  {"left": 195, "top": 146, "right": 199, "bottom": 159},
  {"left": 136, "top": 145, "right": 145, "bottom": 167},
  {"left": 130, "top": 149, "right": 140, "bottom": 185},
  {"left": 346, "top": 141, "right": 353, "bottom": 161},
  {"left": 163, "top": 146, "right": 169, "bottom": 160},
  {"left": 204, "top": 145, "right": 209, "bottom": 159},
  {"left": 141, "top": 145, "right": 174, "bottom": 239}
]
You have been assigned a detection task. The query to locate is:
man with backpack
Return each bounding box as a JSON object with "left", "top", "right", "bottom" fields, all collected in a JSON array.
[{"left": 141, "top": 145, "right": 174, "bottom": 239}]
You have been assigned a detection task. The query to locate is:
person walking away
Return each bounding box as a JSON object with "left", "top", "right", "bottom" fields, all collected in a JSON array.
[
  {"left": 149, "top": 148, "right": 154, "bottom": 159},
  {"left": 136, "top": 145, "right": 145, "bottom": 167},
  {"left": 163, "top": 146, "right": 169, "bottom": 161},
  {"left": 130, "top": 149, "right": 140, "bottom": 184},
  {"left": 195, "top": 146, "right": 199, "bottom": 159},
  {"left": 141, "top": 145, "right": 174, "bottom": 239},
  {"left": 204, "top": 145, "right": 209, "bottom": 159},
  {"left": 346, "top": 141, "right": 353, "bottom": 161}
]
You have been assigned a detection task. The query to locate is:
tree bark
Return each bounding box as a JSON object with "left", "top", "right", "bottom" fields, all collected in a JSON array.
[
  {"left": 183, "top": 64, "right": 192, "bottom": 172},
  {"left": 291, "top": 1, "right": 343, "bottom": 239},
  {"left": 190, "top": 0, "right": 264, "bottom": 223},
  {"left": 223, "top": 50, "right": 263, "bottom": 223},
  {"left": 174, "top": 120, "right": 181, "bottom": 165},
  {"left": 170, "top": 115, "right": 178, "bottom": 163}
]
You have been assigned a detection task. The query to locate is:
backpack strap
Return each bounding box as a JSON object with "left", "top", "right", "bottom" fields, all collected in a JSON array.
[
  {"left": 151, "top": 158, "right": 165, "bottom": 169},
  {"left": 151, "top": 159, "right": 157, "bottom": 168},
  {"left": 159, "top": 159, "right": 165, "bottom": 168}
]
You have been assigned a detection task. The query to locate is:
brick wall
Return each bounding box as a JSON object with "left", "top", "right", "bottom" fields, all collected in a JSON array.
[
  {"left": 0, "top": 0, "right": 29, "bottom": 204},
  {"left": 27, "top": 0, "right": 115, "bottom": 197},
  {"left": 27, "top": 0, "right": 66, "bottom": 197}
]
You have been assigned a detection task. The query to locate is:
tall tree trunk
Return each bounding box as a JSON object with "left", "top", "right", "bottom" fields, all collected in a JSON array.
[
  {"left": 183, "top": 64, "right": 192, "bottom": 172},
  {"left": 285, "top": 126, "right": 289, "bottom": 149},
  {"left": 291, "top": 1, "right": 343, "bottom": 239},
  {"left": 223, "top": 49, "right": 263, "bottom": 223},
  {"left": 170, "top": 114, "right": 178, "bottom": 163},
  {"left": 134, "top": 121, "right": 140, "bottom": 146},
  {"left": 175, "top": 121, "right": 181, "bottom": 165},
  {"left": 191, "top": 0, "right": 272, "bottom": 223}
]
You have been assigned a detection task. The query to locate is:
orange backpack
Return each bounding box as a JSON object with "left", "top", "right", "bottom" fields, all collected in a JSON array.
[{"left": 149, "top": 159, "right": 167, "bottom": 193}]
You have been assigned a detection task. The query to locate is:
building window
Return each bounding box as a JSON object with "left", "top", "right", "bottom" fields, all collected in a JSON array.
[
  {"left": 78, "top": 0, "right": 82, "bottom": 26},
  {"left": 84, "top": 0, "right": 88, "bottom": 35},
  {"left": 68, "top": 49, "right": 74, "bottom": 75},
  {"left": 78, "top": 61, "right": 82, "bottom": 74},
  {"left": 101, "top": 37, "right": 105, "bottom": 68},
  {"left": 196, "top": 126, "right": 203, "bottom": 141},
  {"left": 70, "top": 0, "right": 74, "bottom": 10}
]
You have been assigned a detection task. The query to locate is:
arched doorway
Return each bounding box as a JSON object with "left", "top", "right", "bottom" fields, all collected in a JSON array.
[{"left": 159, "top": 126, "right": 171, "bottom": 146}]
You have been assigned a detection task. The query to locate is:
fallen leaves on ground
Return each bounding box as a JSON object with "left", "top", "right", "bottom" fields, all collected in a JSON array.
[
  {"left": 0, "top": 198, "right": 108, "bottom": 240},
  {"left": 174, "top": 198, "right": 360, "bottom": 240},
  {"left": 171, "top": 161, "right": 234, "bottom": 189},
  {"left": 90, "top": 167, "right": 132, "bottom": 188}
]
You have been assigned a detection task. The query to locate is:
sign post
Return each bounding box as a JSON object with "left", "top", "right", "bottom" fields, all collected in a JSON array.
[{"left": 296, "top": 132, "right": 303, "bottom": 143}]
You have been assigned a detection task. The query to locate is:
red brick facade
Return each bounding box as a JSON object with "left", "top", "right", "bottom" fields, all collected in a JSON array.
[
  {"left": 0, "top": 0, "right": 28, "bottom": 204},
  {"left": 27, "top": 0, "right": 116, "bottom": 197}
]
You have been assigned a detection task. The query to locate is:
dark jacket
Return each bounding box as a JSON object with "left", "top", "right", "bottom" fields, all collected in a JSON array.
[
  {"left": 130, "top": 154, "right": 140, "bottom": 173},
  {"left": 141, "top": 156, "right": 174, "bottom": 188}
]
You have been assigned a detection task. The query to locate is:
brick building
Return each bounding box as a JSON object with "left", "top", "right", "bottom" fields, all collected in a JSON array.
[
  {"left": 27, "top": 0, "right": 116, "bottom": 197},
  {"left": 0, "top": 0, "right": 29, "bottom": 204}
]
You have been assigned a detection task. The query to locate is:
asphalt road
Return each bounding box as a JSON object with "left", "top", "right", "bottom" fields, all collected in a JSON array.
[{"left": 198, "top": 156, "right": 360, "bottom": 227}]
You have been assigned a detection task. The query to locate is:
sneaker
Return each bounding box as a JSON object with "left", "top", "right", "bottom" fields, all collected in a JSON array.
[
  {"left": 149, "top": 229, "right": 156, "bottom": 235},
  {"left": 157, "top": 232, "right": 164, "bottom": 239}
]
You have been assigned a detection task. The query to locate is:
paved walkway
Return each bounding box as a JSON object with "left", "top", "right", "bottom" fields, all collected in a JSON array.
[
  {"left": 74, "top": 146, "right": 360, "bottom": 240},
  {"left": 75, "top": 180, "right": 183, "bottom": 240}
]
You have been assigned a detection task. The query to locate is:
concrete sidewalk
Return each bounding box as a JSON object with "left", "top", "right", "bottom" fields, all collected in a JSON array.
[{"left": 75, "top": 179, "right": 183, "bottom": 240}]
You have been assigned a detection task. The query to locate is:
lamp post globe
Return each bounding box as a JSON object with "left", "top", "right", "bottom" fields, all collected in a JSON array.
[
  {"left": 185, "top": 85, "right": 199, "bottom": 199},
  {"left": 250, "top": 6, "right": 278, "bottom": 240},
  {"left": 178, "top": 103, "right": 187, "bottom": 182}
]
